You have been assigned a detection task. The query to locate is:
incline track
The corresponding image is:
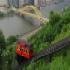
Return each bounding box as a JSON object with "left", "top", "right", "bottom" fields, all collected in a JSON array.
[
  {"left": 16, "top": 36, "right": 70, "bottom": 70},
  {"left": 33, "top": 36, "right": 70, "bottom": 61}
]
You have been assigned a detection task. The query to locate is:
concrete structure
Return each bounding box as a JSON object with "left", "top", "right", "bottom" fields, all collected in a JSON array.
[
  {"left": 8, "top": 0, "right": 35, "bottom": 7},
  {"left": 19, "top": 0, "right": 34, "bottom": 7},
  {"left": 34, "top": 0, "right": 46, "bottom": 8},
  {"left": 8, "top": 0, "right": 19, "bottom": 7},
  {"left": 12, "top": 0, "right": 19, "bottom": 7},
  {"left": 28, "top": 0, "right": 34, "bottom": 5},
  {"left": 19, "top": 0, "right": 25, "bottom": 7},
  {"left": 0, "top": 0, "right": 46, "bottom": 12},
  {"left": 0, "top": 0, "right": 8, "bottom": 13},
  {"left": 34, "top": 0, "right": 38, "bottom": 6}
]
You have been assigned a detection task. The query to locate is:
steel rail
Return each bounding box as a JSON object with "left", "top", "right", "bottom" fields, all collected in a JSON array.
[{"left": 33, "top": 36, "right": 70, "bottom": 61}]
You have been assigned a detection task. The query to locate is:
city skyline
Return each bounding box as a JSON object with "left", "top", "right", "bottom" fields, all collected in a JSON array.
[{"left": 0, "top": 0, "right": 47, "bottom": 7}]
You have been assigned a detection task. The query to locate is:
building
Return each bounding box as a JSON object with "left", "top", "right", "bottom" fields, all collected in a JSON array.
[
  {"left": 0, "top": 0, "right": 8, "bottom": 13},
  {"left": 38, "top": 0, "right": 46, "bottom": 7},
  {"left": 28, "top": 0, "right": 34, "bottom": 5},
  {"left": 12, "top": 0, "right": 19, "bottom": 7},
  {"left": 7, "top": 0, "right": 47, "bottom": 8},
  {"left": 0, "top": 0, "right": 47, "bottom": 8},
  {"left": 8, "top": 0, "right": 35, "bottom": 7},
  {"left": 23, "top": 0, "right": 34, "bottom": 5},
  {"left": 8, "top": 0, "right": 19, "bottom": 7},
  {"left": 34, "top": 0, "right": 38, "bottom": 6},
  {"left": 19, "top": 0, "right": 25, "bottom": 7},
  {"left": 34, "top": 0, "right": 46, "bottom": 7}
]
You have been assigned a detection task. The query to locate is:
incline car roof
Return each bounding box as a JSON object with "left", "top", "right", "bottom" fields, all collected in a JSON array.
[{"left": 17, "top": 39, "right": 32, "bottom": 49}]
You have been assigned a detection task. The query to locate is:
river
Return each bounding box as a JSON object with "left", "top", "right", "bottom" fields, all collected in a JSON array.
[{"left": 0, "top": 15, "right": 36, "bottom": 38}]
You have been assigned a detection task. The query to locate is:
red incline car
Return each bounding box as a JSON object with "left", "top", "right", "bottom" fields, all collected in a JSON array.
[{"left": 16, "top": 40, "right": 34, "bottom": 59}]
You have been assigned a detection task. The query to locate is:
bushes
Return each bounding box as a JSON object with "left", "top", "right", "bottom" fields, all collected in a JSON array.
[
  {"left": 49, "top": 11, "right": 61, "bottom": 25},
  {"left": 2, "top": 45, "right": 16, "bottom": 70},
  {"left": 6, "top": 35, "right": 18, "bottom": 45},
  {"left": 0, "top": 29, "right": 6, "bottom": 69},
  {"left": 0, "top": 29, "right": 6, "bottom": 51},
  {"left": 0, "top": 12, "right": 5, "bottom": 18},
  {"left": 28, "top": 13, "right": 63, "bottom": 52},
  {"left": 0, "top": 30, "right": 18, "bottom": 46}
]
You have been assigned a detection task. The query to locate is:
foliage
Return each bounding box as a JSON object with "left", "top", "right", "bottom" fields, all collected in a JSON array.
[
  {"left": 0, "top": 12, "right": 5, "bottom": 18},
  {"left": 0, "top": 29, "right": 6, "bottom": 52},
  {"left": 62, "top": 8, "right": 70, "bottom": 24},
  {"left": 28, "top": 12, "right": 62, "bottom": 52},
  {"left": 6, "top": 35, "right": 18, "bottom": 46},
  {"left": 1, "top": 45, "right": 16, "bottom": 70},
  {"left": 49, "top": 11, "right": 61, "bottom": 25},
  {"left": 1, "top": 6, "right": 70, "bottom": 70},
  {"left": 24, "top": 23, "right": 70, "bottom": 70},
  {"left": 25, "top": 6, "right": 70, "bottom": 70},
  {"left": 0, "top": 29, "right": 6, "bottom": 69}
]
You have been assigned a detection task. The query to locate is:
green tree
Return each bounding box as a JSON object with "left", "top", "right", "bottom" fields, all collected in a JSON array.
[
  {"left": 6, "top": 35, "right": 18, "bottom": 45},
  {"left": 0, "top": 29, "right": 6, "bottom": 70},
  {"left": 0, "top": 12, "right": 5, "bottom": 18},
  {"left": 0, "top": 29, "right": 6, "bottom": 52},
  {"left": 62, "top": 9, "right": 70, "bottom": 24},
  {"left": 49, "top": 11, "right": 61, "bottom": 25}
]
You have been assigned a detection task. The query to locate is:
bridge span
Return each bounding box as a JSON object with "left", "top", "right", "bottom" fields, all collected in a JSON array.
[{"left": 11, "top": 5, "right": 49, "bottom": 26}]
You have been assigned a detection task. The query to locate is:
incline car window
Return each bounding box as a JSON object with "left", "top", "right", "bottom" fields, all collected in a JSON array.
[
  {"left": 26, "top": 49, "right": 29, "bottom": 54},
  {"left": 20, "top": 48, "right": 24, "bottom": 51},
  {"left": 20, "top": 48, "right": 29, "bottom": 54},
  {"left": 17, "top": 45, "right": 20, "bottom": 50}
]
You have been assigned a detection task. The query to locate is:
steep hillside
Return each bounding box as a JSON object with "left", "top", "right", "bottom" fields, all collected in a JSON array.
[
  {"left": 1, "top": 7, "right": 70, "bottom": 70},
  {"left": 24, "top": 7, "right": 70, "bottom": 70}
]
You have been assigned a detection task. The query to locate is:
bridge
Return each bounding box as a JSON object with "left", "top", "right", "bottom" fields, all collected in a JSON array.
[
  {"left": 9, "top": 5, "right": 49, "bottom": 40},
  {"left": 11, "top": 5, "right": 49, "bottom": 25}
]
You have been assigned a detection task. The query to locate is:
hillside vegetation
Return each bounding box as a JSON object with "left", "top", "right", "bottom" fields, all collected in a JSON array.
[
  {"left": 0, "top": 7, "right": 70, "bottom": 70},
  {"left": 28, "top": 7, "right": 70, "bottom": 53},
  {"left": 25, "top": 7, "right": 70, "bottom": 70}
]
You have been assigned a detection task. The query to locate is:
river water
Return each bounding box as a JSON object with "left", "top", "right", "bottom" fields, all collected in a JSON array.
[{"left": 0, "top": 15, "right": 36, "bottom": 38}]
